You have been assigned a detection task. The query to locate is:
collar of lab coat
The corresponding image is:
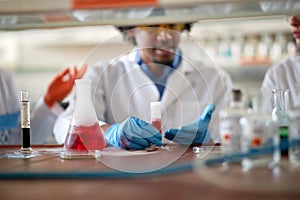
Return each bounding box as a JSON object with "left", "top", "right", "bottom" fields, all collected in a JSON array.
[
  {"left": 126, "top": 48, "right": 206, "bottom": 108},
  {"left": 127, "top": 48, "right": 197, "bottom": 75}
]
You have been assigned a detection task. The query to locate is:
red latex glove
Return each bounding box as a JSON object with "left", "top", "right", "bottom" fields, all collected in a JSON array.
[{"left": 44, "top": 64, "right": 87, "bottom": 108}]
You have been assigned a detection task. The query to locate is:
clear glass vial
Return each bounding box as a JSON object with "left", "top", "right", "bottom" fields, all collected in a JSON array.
[{"left": 240, "top": 94, "right": 280, "bottom": 170}]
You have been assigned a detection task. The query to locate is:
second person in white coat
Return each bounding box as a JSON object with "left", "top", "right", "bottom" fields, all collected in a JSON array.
[{"left": 261, "top": 15, "right": 300, "bottom": 112}]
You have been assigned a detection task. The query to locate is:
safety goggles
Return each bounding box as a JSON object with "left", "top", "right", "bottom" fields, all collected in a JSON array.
[{"left": 137, "top": 24, "right": 185, "bottom": 32}]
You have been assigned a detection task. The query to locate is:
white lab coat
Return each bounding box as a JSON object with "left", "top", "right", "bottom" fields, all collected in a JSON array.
[
  {"left": 54, "top": 47, "right": 233, "bottom": 143},
  {"left": 261, "top": 54, "right": 300, "bottom": 112},
  {"left": 0, "top": 68, "right": 63, "bottom": 144}
]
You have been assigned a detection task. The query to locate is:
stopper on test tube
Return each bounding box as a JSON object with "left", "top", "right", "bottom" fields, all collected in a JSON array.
[
  {"left": 150, "top": 102, "right": 162, "bottom": 119},
  {"left": 20, "top": 90, "right": 30, "bottom": 102}
]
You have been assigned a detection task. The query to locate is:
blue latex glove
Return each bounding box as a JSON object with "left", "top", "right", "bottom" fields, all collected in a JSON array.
[
  {"left": 104, "top": 116, "right": 162, "bottom": 150},
  {"left": 164, "top": 104, "right": 215, "bottom": 145}
]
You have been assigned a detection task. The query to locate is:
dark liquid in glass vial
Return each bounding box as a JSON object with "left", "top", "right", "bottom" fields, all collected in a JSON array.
[
  {"left": 22, "top": 128, "right": 31, "bottom": 148},
  {"left": 64, "top": 123, "right": 106, "bottom": 151},
  {"left": 279, "top": 126, "right": 289, "bottom": 157}
]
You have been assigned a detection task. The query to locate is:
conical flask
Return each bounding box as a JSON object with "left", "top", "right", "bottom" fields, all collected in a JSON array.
[{"left": 64, "top": 79, "right": 106, "bottom": 151}]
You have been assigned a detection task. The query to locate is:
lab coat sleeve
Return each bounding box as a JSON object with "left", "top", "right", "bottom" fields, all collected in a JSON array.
[
  {"left": 261, "top": 56, "right": 300, "bottom": 110},
  {"left": 30, "top": 98, "right": 64, "bottom": 144},
  {"left": 89, "top": 63, "right": 108, "bottom": 123},
  {"left": 1, "top": 69, "right": 64, "bottom": 144},
  {"left": 0, "top": 69, "right": 20, "bottom": 145},
  {"left": 53, "top": 106, "right": 72, "bottom": 144},
  {"left": 5, "top": 99, "right": 61, "bottom": 144},
  {"left": 261, "top": 64, "right": 278, "bottom": 113}
]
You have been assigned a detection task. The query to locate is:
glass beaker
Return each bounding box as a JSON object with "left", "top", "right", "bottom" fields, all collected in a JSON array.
[
  {"left": 63, "top": 79, "right": 106, "bottom": 158},
  {"left": 271, "top": 89, "right": 289, "bottom": 157}
]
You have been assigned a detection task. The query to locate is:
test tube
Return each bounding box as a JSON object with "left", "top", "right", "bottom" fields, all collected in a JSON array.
[
  {"left": 150, "top": 102, "right": 162, "bottom": 134},
  {"left": 20, "top": 90, "right": 31, "bottom": 149}
]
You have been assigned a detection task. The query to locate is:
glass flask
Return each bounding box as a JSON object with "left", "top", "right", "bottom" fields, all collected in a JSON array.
[
  {"left": 219, "top": 89, "right": 247, "bottom": 155},
  {"left": 240, "top": 93, "right": 280, "bottom": 170},
  {"left": 271, "top": 89, "right": 289, "bottom": 157},
  {"left": 62, "top": 79, "right": 106, "bottom": 158}
]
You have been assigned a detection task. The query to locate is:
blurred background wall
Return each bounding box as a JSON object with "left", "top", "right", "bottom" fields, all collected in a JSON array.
[{"left": 0, "top": 16, "right": 296, "bottom": 106}]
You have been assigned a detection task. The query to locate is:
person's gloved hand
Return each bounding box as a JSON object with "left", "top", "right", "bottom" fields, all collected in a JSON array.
[
  {"left": 44, "top": 64, "right": 87, "bottom": 107},
  {"left": 164, "top": 104, "right": 215, "bottom": 145},
  {"left": 105, "top": 116, "right": 162, "bottom": 150}
]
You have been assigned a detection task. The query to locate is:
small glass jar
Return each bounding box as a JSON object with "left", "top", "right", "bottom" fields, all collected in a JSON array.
[
  {"left": 240, "top": 93, "right": 280, "bottom": 170},
  {"left": 219, "top": 89, "right": 247, "bottom": 155}
]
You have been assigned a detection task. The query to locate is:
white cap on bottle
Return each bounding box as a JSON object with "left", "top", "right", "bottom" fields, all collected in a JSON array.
[{"left": 150, "top": 101, "right": 161, "bottom": 119}]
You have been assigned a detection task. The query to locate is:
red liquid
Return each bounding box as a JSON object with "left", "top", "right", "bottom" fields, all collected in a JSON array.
[
  {"left": 152, "top": 118, "right": 162, "bottom": 134},
  {"left": 64, "top": 123, "right": 106, "bottom": 151}
]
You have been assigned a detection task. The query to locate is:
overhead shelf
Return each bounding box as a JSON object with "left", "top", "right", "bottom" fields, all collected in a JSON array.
[{"left": 0, "top": 0, "right": 299, "bottom": 30}]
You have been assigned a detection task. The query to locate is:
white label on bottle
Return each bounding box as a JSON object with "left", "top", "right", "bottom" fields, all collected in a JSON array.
[
  {"left": 251, "top": 125, "right": 264, "bottom": 148},
  {"left": 220, "top": 117, "right": 241, "bottom": 147}
]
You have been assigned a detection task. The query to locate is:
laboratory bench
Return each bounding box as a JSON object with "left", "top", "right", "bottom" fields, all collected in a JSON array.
[{"left": 0, "top": 143, "right": 299, "bottom": 200}]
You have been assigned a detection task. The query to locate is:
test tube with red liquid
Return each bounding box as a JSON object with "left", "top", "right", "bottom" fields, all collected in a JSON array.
[{"left": 150, "top": 102, "right": 162, "bottom": 134}]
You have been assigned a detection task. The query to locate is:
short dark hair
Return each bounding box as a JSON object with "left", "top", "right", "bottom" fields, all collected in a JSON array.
[
  {"left": 116, "top": 23, "right": 192, "bottom": 32},
  {"left": 116, "top": 23, "right": 192, "bottom": 45}
]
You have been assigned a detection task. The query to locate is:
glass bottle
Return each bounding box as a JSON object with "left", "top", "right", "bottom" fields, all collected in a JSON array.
[
  {"left": 258, "top": 33, "right": 272, "bottom": 62},
  {"left": 271, "top": 89, "right": 289, "bottom": 157},
  {"left": 288, "top": 107, "right": 300, "bottom": 165},
  {"left": 240, "top": 93, "right": 280, "bottom": 170},
  {"left": 230, "top": 34, "right": 244, "bottom": 65},
  {"left": 219, "top": 89, "right": 247, "bottom": 155},
  {"left": 63, "top": 79, "right": 106, "bottom": 155},
  {"left": 270, "top": 33, "right": 287, "bottom": 62}
]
